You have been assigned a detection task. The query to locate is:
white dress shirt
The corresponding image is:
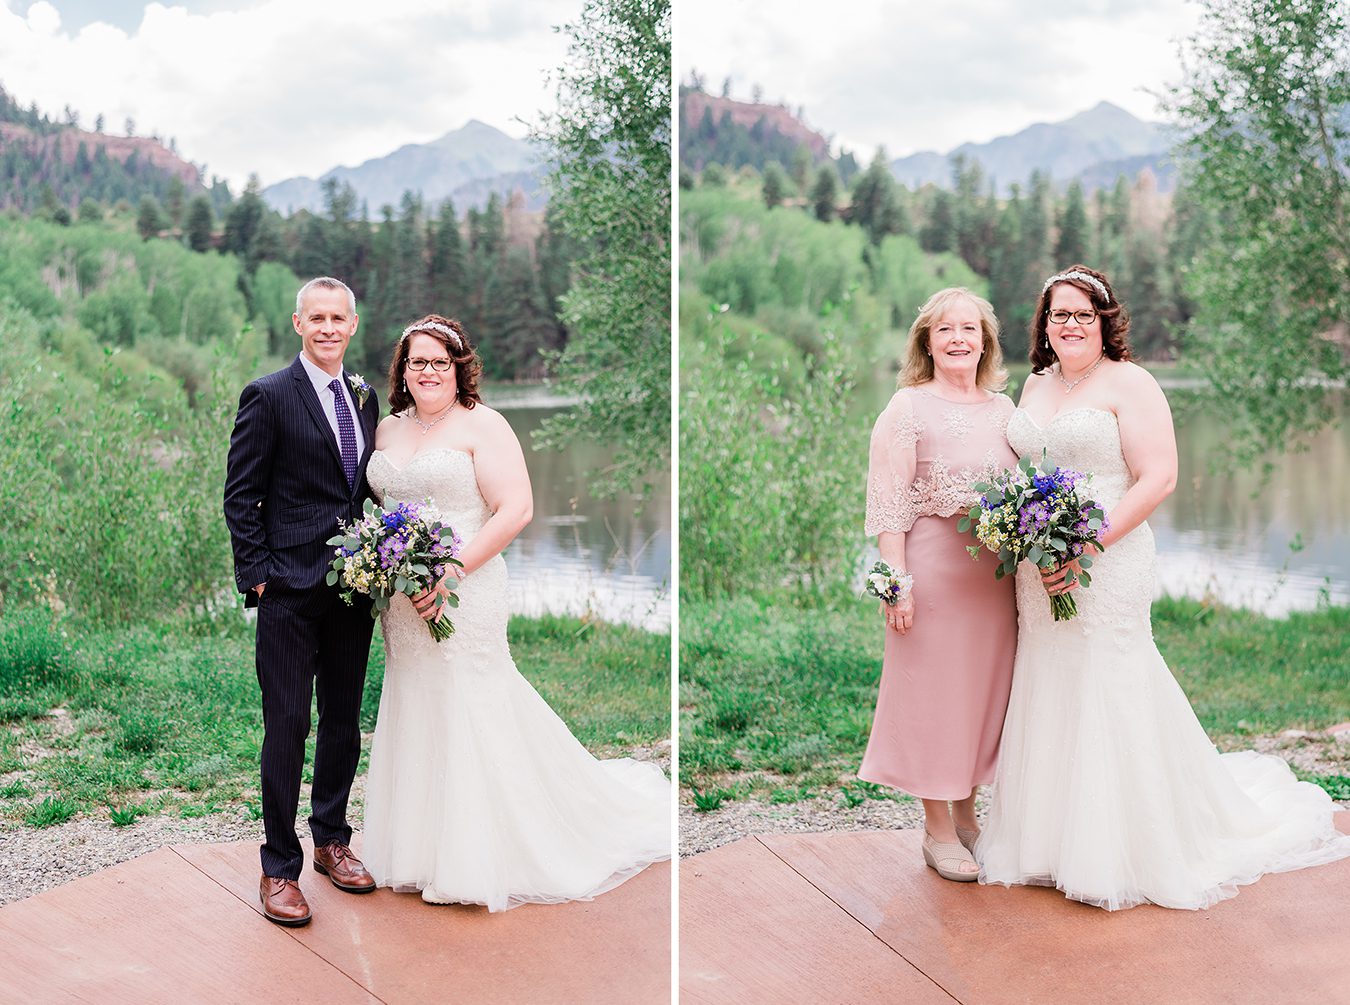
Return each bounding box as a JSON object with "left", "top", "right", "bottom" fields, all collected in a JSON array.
[{"left": 297, "top": 352, "right": 366, "bottom": 458}]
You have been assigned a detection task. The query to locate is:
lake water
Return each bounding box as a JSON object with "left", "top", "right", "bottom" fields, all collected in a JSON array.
[
  {"left": 490, "top": 385, "right": 671, "bottom": 632},
  {"left": 859, "top": 374, "right": 1349, "bottom": 617},
  {"left": 1158, "top": 389, "right": 1349, "bottom": 614}
]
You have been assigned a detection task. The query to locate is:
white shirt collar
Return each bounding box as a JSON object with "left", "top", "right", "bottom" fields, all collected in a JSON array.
[{"left": 298, "top": 351, "right": 344, "bottom": 395}]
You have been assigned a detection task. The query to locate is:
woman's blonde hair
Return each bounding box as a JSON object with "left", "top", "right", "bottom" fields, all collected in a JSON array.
[{"left": 897, "top": 287, "right": 1007, "bottom": 391}]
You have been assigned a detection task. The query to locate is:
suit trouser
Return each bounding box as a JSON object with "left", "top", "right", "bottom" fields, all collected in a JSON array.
[{"left": 255, "top": 586, "right": 374, "bottom": 879}]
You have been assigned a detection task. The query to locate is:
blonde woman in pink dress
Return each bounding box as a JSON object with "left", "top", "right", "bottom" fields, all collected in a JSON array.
[{"left": 861, "top": 287, "right": 1018, "bottom": 882}]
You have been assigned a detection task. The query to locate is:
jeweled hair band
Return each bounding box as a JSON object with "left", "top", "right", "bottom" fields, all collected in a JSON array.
[
  {"left": 1042, "top": 270, "right": 1110, "bottom": 302},
  {"left": 401, "top": 320, "right": 463, "bottom": 349}
]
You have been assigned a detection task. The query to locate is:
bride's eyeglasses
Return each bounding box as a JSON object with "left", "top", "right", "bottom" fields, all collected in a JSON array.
[
  {"left": 1047, "top": 309, "right": 1099, "bottom": 326},
  {"left": 407, "top": 357, "right": 453, "bottom": 372}
]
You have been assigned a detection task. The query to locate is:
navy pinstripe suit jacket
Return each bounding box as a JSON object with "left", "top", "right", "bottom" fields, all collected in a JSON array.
[{"left": 223, "top": 355, "right": 380, "bottom": 607}]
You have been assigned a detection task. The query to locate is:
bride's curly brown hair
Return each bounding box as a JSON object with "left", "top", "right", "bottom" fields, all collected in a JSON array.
[{"left": 387, "top": 314, "right": 484, "bottom": 414}]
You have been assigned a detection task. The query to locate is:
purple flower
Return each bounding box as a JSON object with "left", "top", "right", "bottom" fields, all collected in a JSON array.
[
  {"left": 377, "top": 534, "right": 408, "bottom": 569},
  {"left": 1018, "top": 500, "right": 1050, "bottom": 535}
]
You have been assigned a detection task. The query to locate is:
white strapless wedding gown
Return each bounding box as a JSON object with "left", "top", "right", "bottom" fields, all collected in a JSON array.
[
  {"left": 362, "top": 448, "right": 670, "bottom": 911},
  {"left": 977, "top": 408, "right": 1350, "bottom": 910}
]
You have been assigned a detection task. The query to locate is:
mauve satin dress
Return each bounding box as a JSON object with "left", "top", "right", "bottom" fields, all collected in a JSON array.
[{"left": 858, "top": 386, "right": 1018, "bottom": 800}]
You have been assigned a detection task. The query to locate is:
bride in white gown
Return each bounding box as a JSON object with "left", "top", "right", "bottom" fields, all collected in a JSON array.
[
  {"left": 361, "top": 314, "right": 670, "bottom": 911},
  {"left": 976, "top": 266, "right": 1350, "bottom": 910}
]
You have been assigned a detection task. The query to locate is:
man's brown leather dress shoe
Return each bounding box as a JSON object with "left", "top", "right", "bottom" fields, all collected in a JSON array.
[
  {"left": 313, "top": 841, "right": 377, "bottom": 893},
  {"left": 259, "top": 875, "right": 312, "bottom": 926}
]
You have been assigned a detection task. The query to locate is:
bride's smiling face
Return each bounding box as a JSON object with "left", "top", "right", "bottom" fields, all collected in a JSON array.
[
  {"left": 405, "top": 333, "right": 458, "bottom": 413},
  {"left": 1046, "top": 284, "right": 1103, "bottom": 365}
]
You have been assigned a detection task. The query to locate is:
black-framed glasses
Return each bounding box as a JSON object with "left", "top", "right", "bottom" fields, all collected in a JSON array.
[
  {"left": 407, "top": 357, "right": 453, "bottom": 372},
  {"left": 1047, "top": 309, "right": 1098, "bottom": 326}
]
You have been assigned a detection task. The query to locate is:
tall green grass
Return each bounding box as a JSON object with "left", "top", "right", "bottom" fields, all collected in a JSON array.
[{"left": 0, "top": 608, "right": 669, "bottom": 827}]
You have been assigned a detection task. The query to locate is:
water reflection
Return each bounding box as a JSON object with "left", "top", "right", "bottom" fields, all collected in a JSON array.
[
  {"left": 1155, "top": 390, "right": 1349, "bottom": 613},
  {"left": 488, "top": 385, "right": 671, "bottom": 632}
]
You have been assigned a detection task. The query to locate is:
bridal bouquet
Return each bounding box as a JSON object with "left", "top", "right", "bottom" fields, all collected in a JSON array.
[
  {"left": 326, "top": 499, "right": 464, "bottom": 640},
  {"left": 958, "top": 453, "right": 1108, "bottom": 621}
]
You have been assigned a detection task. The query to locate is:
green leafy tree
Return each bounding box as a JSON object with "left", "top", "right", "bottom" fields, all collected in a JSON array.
[
  {"left": 701, "top": 162, "right": 728, "bottom": 187},
  {"left": 1165, "top": 0, "right": 1350, "bottom": 463},
  {"left": 533, "top": 0, "right": 671, "bottom": 497}
]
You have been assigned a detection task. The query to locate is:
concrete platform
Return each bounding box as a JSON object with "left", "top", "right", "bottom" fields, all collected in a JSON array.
[
  {"left": 680, "top": 813, "right": 1350, "bottom": 1004},
  {"left": 0, "top": 836, "right": 670, "bottom": 1003}
]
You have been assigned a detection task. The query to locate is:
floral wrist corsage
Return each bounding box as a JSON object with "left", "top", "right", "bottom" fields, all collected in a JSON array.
[{"left": 864, "top": 560, "right": 913, "bottom": 607}]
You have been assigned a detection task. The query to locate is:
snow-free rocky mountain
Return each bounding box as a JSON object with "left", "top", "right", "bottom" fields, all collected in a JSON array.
[
  {"left": 262, "top": 120, "right": 545, "bottom": 215},
  {"left": 889, "top": 102, "right": 1175, "bottom": 192}
]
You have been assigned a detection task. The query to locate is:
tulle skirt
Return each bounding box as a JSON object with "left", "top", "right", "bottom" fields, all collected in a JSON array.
[
  {"left": 362, "top": 560, "right": 670, "bottom": 912},
  {"left": 977, "top": 549, "right": 1350, "bottom": 911}
]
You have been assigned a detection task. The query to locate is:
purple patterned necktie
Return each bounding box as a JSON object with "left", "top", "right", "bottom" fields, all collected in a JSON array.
[{"left": 328, "top": 377, "right": 358, "bottom": 490}]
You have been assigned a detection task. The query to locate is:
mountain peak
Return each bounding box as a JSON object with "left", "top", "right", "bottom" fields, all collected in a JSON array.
[
  {"left": 888, "top": 101, "right": 1170, "bottom": 193},
  {"left": 262, "top": 120, "right": 539, "bottom": 215}
]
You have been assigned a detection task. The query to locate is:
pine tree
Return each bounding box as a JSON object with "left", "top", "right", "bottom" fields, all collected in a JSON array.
[
  {"left": 850, "top": 149, "right": 899, "bottom": 244},
  {"left": 919, "top": 189, "right": 954, "bottom": 253},
  {"left": 762, "top": 160, "right": 789, "bottom": 209},
  {"left": 136, "top": 195, "right": 164, "bottom": 240},
  {"left": 1055, "top": 180, "right": 1089, "bottom": 266},
  {"left": 185, "top": 194, "right": 213, "bottom": 252},
  {"left": 810, "top": 164, "right": 839, "bottom": 222}
]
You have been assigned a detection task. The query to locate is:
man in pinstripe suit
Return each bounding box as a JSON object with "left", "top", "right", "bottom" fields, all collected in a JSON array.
[{"left": 224, "top": 277, "right": 380, "bottom": 926}]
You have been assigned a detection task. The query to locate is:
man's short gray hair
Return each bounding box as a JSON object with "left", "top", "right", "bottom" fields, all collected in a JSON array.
[{"left": 295, "top": 277, "right": 356, "bottom": 316}]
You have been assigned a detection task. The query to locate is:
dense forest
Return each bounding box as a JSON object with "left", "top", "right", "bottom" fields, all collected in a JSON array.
[
  {"left": 0, "top": 83, "right": 576, "bottom": 384},
  {"left": 679, "top": 83, "right": 1207, "bottom": 361},
  {"left": 684, "top": 154, "right": 1204, "bottom": 361}
]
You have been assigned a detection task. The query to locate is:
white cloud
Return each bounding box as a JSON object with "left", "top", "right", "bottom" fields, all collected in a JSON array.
[
  {"left": 0, "top": 0, "right": 581, "bottom": 188},
  {"left": 678, "top": 0, "right": 1202, "bottom": 158}
]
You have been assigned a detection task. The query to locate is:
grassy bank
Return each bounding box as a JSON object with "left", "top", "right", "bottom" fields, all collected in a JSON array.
[
  {"left": 680, "top": 594, "right": 1350, "bottom": 809},
  {"left": 0, "top": 608, "right": 670, "bottom": 830}
]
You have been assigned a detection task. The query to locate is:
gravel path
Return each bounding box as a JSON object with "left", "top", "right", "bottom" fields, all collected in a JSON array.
[
  {"left": 679, "top": 729, "right": 1350, "bottom": 857},
  {"left": 0, "top": 741, "right": 670, "bottom": 907},
  {"left": 3, "top": 730, "right": 1344, "bottom": 903}
]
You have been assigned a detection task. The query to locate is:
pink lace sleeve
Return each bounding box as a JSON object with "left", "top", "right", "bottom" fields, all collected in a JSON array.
[{"left": 864, "top": 393, "right": 923, "bottom": 535}]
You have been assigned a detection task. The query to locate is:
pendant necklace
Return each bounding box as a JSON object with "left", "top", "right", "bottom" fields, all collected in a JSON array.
[
  {"left": 412, "top": 399, "right": 457, "bottom": 435},
  {"left": 1057, "top": 354, "right": 1106, "bottom": 394}
]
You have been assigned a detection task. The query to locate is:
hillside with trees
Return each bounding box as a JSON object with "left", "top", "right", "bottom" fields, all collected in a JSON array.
[{"left": 0, "top": 83, "right": 577, "bottom": 385}]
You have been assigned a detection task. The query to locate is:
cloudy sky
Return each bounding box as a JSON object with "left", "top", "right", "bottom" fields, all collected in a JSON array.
[
  {"left": 0, "top": 0, "right": 580, "bottom": 189},
  {"left": 677, "top": 0, "right": 1205, "bottom": 159}
]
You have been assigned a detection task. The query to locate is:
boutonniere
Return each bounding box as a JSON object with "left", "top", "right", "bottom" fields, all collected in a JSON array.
[{"left": 346, "top": 372, "right": 372, "bottom": 409}]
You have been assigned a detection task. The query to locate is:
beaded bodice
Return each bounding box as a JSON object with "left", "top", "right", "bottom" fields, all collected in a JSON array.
[{"left": 366, "top": 448, "right": 507, "bottom": 666}]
